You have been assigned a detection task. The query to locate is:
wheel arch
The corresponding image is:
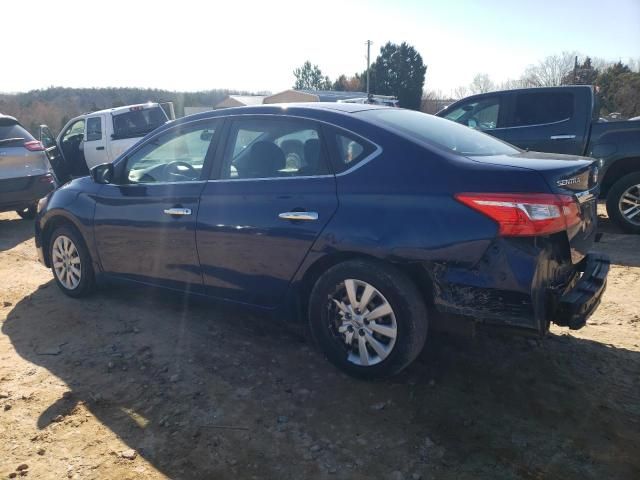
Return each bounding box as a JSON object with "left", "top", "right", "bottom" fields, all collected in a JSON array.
[
  {"left": 294, "top": 251, "right": 435, "bottom": 323},
  {"left": 41, "top": 214, "right": 90, "bottom": 268},
  {"left": 601, "top": 157, "right": 640, "bottom": 195}
]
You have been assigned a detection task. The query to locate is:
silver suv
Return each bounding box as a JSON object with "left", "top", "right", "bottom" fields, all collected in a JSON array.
[{"left": 0, "top": 114, "right": 56, "bottom": 219}]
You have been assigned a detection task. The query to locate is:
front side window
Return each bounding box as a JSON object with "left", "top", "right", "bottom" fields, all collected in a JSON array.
[
  {"left": 361, "top": 109, "right": 519, "bottom": 157},
  {"left": 125, "top": 122, "right": 217, "bottom": 184},
  {"left": 62, "top": 120, "right": 85, "bottom": 143},
  {"left": 86, "top": 117, "right": 102, "bottom": 141},
  {"left": 444, "top": 97, "right": 501, "bottom": 130},
  {"left": 511, "top": 92, "right": 574, "bottom": 126},
  {"left": 221, "top": 118, "right": 329, "bottom": 179}
]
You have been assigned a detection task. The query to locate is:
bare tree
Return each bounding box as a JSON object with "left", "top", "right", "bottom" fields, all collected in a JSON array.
[
  {"left": 469, "top": 73, "right": 495, "bottom": 94},
  {"left": 452, "top": 85, "right": 469, "bottom": 99},
  {"left": 521, "top": 51, "right": 578, "bottom": 87}
]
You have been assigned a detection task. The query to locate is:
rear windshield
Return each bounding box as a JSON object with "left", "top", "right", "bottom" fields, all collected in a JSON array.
[
  {"left": 0, "top": 120, "right": 34, "bottom": 148},
  {"left": 112, "top": 107, "right": 167, "bottom": 140},
  {"left": 359, "top": 109, "right": 519, "bottom": 157}
]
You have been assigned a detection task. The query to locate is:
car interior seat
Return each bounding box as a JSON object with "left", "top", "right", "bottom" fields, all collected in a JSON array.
[{"left": 244, "top": 141, "right": 285, "bottom": 178}]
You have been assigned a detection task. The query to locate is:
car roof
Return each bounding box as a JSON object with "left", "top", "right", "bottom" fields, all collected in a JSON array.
[
  {"left": 183, "top": 102, "right": 388, "bottom": 123},
  {"left": 0, "top": 113, "right": 19, "bottom": 124},
  {"left": 81, "top": 103, "right": 161, "bottom": 117}
]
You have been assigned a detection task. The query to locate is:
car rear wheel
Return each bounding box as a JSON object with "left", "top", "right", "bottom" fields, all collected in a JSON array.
[
  {"left": 49, "top": 226, "right": 95, "bottom": 297},
  {"left": 606, "top": 172, "right": 640, "bottom": 234},
  {"left": 16, "top": 205, "right": 37, "bottom": 220},
  {"left": 308, "top": 260, "right": 428, "bottom": 379}
]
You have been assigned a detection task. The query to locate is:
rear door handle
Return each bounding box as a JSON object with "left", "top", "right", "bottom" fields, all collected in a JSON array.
[
  {"left": 550, "top": 134, "right": 576, "bottom": 140},
  {"left": 163, "top": 208, "right": 192, "bottom": 216},
  {"left": 278, "top": 211, "right": 318, "bottom": 221}
]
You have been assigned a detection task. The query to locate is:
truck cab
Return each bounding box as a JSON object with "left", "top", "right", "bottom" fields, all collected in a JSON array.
[
  {"left": 41, "top": 102, "right": 174, "bottom": 182},
  {"left": 437, "top": 86, "right": 640, "bottom": 233}
]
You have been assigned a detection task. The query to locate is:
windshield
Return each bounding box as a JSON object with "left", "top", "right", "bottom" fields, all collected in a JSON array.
[
  {"left": 112, "top": 106, "right": 167, "bottom": 140},
  {"left": 360, "top": 108, "right": 519, "bottom": 156}
]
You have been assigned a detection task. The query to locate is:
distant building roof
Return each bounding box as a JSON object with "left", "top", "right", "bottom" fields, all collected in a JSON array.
[
  {"left": 214, "top": 95, "right": 267, "bottom": 109},
  {"left": 263, "top": 89, "right": 367, "bottom": 105}
]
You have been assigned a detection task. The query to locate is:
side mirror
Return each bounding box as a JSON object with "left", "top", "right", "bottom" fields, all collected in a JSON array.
[{"left": 91, "top": 163, "right": 114, "bottom": 184}]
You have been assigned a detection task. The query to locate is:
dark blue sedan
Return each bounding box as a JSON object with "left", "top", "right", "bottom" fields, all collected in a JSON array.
[{"left": 35, "top": 103, "right": 609, "bottom": 377}]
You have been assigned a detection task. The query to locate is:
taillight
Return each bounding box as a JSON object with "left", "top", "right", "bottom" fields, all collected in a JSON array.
[
  {"left": 455, "top": 193, "right": 581, "bottom": 236},
  {"left": 24, "top": 140, "right": 45, "bottom": 151}
]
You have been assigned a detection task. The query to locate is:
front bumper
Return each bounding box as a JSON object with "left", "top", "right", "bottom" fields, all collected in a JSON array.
[{"left": 552, "top": 253, "right": 610, "bottom": 330}]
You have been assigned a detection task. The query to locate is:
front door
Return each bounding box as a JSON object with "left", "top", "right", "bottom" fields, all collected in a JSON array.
[
  {"left": 83, "top": 114, "right": 107, "bottom": 169},
  {"left": 197, "top": 116, "right": 338, "bottom": 307},
  {"left": 93, "top": 119, "right": 220, "bottom": 292}
]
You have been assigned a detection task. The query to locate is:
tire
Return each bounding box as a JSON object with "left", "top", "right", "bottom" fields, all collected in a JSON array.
[
  {"left": 606, "top": 172, "right": 640, "bottom": 234},
  {"left": 49, "top": 225, "right": 96, "bottom": 297},
  {"left": 308, "top": 259, "right": 428, "bottom": 379},
  {"left": 16, "top": 204, "right": 37, "bottom": 220}
]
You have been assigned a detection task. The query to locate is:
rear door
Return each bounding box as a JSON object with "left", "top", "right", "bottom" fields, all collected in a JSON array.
[
  {"left": 196, "top": 115, "right": 338, "bottom": 307},
  {"left": 83, "top": 114, "right": 107, "bottom": 169},
  {"left": 496, "top": 89, "right": 590, "bottom": 155}
]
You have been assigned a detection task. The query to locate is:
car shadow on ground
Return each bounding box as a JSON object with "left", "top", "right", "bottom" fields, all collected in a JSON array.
[
  {"left": 3, "top": 281, "right": 640, "bottom": 480},
  {"left": 0, "top": 215, "right": 34, "bottom": 253}
]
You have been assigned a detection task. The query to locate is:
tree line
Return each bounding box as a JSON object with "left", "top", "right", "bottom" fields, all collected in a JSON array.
[
  {"left": 293, "top": 41, "right": 427, "bottom": 110},
  {"left": 438, "top": 52, "right": 640, "bottom": 118},
  {"left": 0, "top": 87, "right": 248, "bottom": 135}
]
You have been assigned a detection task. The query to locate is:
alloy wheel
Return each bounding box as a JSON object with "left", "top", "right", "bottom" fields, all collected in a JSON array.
[
  {"left": 52, "top": 235, "right": 82, "bottom": 290},
  {"left": 329, "top": 278, "right": 398, "bottom": 366},
  {"left": 618, "top": 183, "right": 640, "bottom": 226}
]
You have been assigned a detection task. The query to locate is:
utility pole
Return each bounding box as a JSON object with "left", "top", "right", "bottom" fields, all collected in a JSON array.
[{"left": 366, "top": 40, "right": 372, "bottom": 97}]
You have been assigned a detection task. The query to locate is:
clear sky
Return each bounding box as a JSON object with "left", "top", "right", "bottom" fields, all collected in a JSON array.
[{"left": 2, "top": 0, "right": 639, "bottom": 95}]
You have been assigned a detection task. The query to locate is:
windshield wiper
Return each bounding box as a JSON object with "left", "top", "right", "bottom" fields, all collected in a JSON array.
[{"left": 0, "top": 137, "right": 25, "bottom": 145}]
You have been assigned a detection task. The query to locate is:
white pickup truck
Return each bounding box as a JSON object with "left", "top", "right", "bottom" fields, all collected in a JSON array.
[{"left": 40, "top": 102, "right": 174, "bottom": 181}]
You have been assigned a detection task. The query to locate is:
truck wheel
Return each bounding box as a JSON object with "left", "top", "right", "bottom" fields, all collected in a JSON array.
[
  {"left": 16, "top": 205, "right": 37, "bottom": 220},
  {"left": 606, "top": 172, "right": 640, "bottom": 234},
  {"left": 308, "top": 259, "right": 428, "bottom": 379}
]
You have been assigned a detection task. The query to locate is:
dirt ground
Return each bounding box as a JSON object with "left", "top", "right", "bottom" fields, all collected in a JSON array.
[{"left": 0, "top": 204, "right": 639, "bottom": 480}]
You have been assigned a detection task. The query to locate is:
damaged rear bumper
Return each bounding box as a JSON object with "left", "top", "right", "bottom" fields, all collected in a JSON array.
[
  {"left": 429, "top": 236, "right": 610, "bottom": 334},
  {"left": 551, "top": 253, "right": 609, "bottom": 330}
]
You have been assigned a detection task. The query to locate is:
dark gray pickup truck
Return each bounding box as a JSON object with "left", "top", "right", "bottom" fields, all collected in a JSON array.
[{"left": 437, "top": 85, "right": 640, "bottom": 233}]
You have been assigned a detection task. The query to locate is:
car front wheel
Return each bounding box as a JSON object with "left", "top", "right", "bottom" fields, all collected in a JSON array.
[
  {"left": 49, "top": 226, "right": 95, "bottom": 297},
  {"left": 308, "top": 260, "right": 428, "bottom": 379},
  {"left": 606, "top": 172, "right": 640, "bottom": 234}
]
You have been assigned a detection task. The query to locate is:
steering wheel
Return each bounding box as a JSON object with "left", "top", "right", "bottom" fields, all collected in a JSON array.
[{"left": 165, "top": 161, "right": 198, "bottom": 181}]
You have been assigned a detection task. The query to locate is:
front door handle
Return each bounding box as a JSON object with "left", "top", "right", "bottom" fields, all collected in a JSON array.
[
  {"left": 96, "top": 146, "right": 105, "bottom": 151},
  {"left": 163, "top": 208, "right": 192, "bottom": 216},
  {"left": 550, "top": 134, "right": 576, "bottom": 140},
  {"left": 278, "top": 211, "right": 318, "bottom": 221}
]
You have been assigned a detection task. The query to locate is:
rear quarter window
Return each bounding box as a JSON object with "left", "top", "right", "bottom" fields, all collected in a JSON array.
[
  {"left": 327, "top": 129, "right": 377, "bottom": 174},
  {"left": 112, "top": 107, "right": 167, "bottom": 140}
]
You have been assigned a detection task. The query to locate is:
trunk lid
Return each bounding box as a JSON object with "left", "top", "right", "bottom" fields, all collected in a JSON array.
[{"left": 470, "top": 151, "right": 599, "bottom": 263}]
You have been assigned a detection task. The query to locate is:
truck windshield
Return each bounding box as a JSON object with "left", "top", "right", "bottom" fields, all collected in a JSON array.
[
  {"left": 359, "top": 109, "right": 519, "bottom": 157},
  {"left": 112, "top": 107, "right": 167, "bottom": 140}
]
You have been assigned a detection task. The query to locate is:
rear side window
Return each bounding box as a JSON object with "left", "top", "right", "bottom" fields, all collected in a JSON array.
[
  {"left": 86, "top": 117, "right": 102, "bottom": 141},
  {"left": 220, "top": 118, "right": 329, "bottom": 179},
  {"left": 511, "top": 92, "right": 573, "bottom": 126},
  {"left": 328, "top": 130, "right": 376, "bottom": 174},
  {"left": 0, "top": 120, "right": 34, "bottom": 147},
  {"left": 112, "top": 107, "right": 167, "bottom": 140}
]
